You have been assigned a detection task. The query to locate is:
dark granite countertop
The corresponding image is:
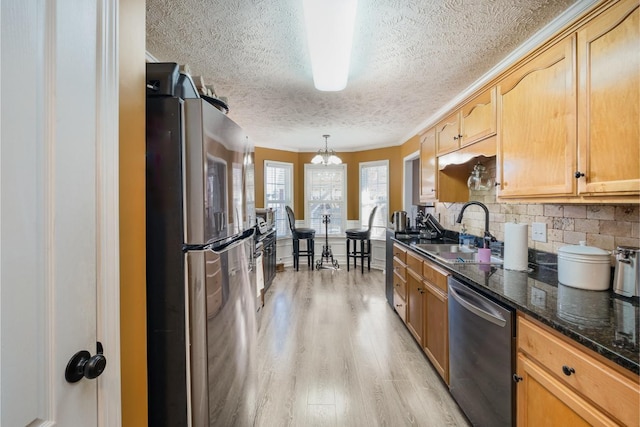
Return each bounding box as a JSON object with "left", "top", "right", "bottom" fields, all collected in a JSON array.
[{"left": 391, "top": 235, "right": 640, "bottom": 375}]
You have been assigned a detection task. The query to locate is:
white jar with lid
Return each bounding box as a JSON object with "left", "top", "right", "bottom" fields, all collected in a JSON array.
[{"left": 557, "top": 241, "right": 611, "bottom": 291}]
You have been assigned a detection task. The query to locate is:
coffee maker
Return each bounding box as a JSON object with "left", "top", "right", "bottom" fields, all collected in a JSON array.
[{"left": 613, "top": 246, "right": 639, "bottom": 298}]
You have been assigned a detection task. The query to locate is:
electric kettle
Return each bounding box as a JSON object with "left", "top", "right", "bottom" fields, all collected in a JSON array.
[
  {"left": 613, "top": 246, "right": 639, "bottom": 298},
  {"left": 391, "top": 211, "right": 407, "bottom": 233}
]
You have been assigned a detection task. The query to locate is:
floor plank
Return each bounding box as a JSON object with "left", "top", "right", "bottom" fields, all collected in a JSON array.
[{"left": 256, "top": 267, "right": 470, "bottom": 427}]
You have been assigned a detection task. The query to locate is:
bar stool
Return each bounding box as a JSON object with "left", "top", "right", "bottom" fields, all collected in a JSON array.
[
  {"left": 345, "top": 206, "right": 378, "bottom": 273},
  {"left": 285, "top": 206, "right": 315, "bottom": 271}
]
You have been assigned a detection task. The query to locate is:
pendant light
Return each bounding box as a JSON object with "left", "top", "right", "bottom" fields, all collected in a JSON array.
[{"left": 311, "top": 135, "right": 342, "bottom": 165}]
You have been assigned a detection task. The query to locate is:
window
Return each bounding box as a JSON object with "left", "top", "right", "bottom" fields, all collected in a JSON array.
[
  {"left": 360, "top": 160, "right": 388, "bottom": 239},
  {"left": 264, "top": 161, "right": 293, "bottom": 237},
  {"left": 304, "top": 164, "right": 347, "bottom": 235}
]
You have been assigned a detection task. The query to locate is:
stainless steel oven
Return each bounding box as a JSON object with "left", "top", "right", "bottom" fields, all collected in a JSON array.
[{"left": 448, "top": 277, "right": 516, "bottom": 426}]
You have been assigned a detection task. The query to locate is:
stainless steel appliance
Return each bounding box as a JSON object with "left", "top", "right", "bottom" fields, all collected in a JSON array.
[
  {"left": 256, "top": 207, "right": 275, "bottom": 231},
  {"left": 391, "top": 210, "right": 408, "bottom": 232},
  {"left": 146, "top": 65, "right": 257, "bottom": 426},
  {"left": 448, "top": 277, "right": 515, "bottom": 426},
  {"left": 614, "top": 246, "right": 640, "bottom": 298}
]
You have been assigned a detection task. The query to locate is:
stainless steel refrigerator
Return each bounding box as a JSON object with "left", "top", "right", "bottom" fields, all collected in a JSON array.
[{"left": 146, "top": 94, "right": 257, "bottom": 426}]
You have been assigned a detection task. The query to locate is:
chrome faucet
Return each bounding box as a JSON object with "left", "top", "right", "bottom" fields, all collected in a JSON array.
[{"left": 455, "top": 201, "right": 496, "bottom": 247}]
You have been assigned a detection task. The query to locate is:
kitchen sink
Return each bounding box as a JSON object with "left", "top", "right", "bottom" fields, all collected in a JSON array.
[
  {"left": 415, "top": 243, "right": 475, "bottom": 254},
  {"left": 414, "top": 243, "right": 503, "bottom": 265}
]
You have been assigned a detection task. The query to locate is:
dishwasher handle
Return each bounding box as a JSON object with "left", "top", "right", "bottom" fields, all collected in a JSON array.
[{"left": 449, "top": 284, "right": 506, "bottom": 327}]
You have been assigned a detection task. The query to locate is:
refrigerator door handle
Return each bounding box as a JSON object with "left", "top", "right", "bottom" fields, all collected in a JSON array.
[
  {"left": 208, "top": 228, "right": 255, "bottom": 254},
  {"left": 184, "top": 228, "right": 255, "bottom": 253}
]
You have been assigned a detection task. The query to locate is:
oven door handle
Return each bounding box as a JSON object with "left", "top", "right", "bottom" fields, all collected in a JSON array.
[{"left": 449, "top": 285, "right": 506, "bottom": 327}]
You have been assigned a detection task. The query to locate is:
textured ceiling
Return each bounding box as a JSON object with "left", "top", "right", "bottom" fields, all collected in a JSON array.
[{"left": 146, "top": 0, "right": 579, "bottom": 152}]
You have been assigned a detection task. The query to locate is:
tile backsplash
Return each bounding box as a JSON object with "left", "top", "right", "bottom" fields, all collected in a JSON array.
[{"left": 431, "top": 158, "right": 640, "bottom": 254}]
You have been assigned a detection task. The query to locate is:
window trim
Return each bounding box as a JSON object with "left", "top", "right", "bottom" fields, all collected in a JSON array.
[
  {"left": 359, "top": 159, "right": 389, "bottom": 240},
  {"left": 264, "top": 160, "right": 294, "bottom": 237},
  {"left": 303, "top": 163, "right": 348, "bottom": 235}
]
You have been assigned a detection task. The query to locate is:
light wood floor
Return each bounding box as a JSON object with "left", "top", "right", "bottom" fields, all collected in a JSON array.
[{"left": 255, "top": 267, "right": 470, "bottom": 427}]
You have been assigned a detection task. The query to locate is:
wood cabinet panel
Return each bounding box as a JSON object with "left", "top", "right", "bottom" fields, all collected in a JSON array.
[
  {"left": 419, "top": 127, "right": 437, "bottom": 203},
  {"left": 406, "top": 250, "right": 423, "bottom": 274},
  {"left": 393, "top": 289, "right": 407, "bottom": 323},
  {"left": 517, "top": 354, "right": 615, "bottom": 427},
  {"left": 393, "top": 258, "right": 406, "bottom": 281},
  {"left": 460, "top": 87, "right": 496, "bottom": 147},
  {"left": 393, "top": 270, "right": 406, "bottom": 301},
  {"left": 577, "top": 0, "right": 640, "bottom": 195},
  {"left": 497, "top": 35, "right": 577, "bottom": 198},
  {"left": 406, "top": 268, "right": 424, "bottom": 346},
  {"left": 392, "top": 243, "right": 406, "bottom": 263},
  {"left": 436, "top": 112, "right": 461, "bottom": 156},
  {"left": 518, "top": 316, "right": 640, "bottom": 426},
  {"left": 423, "top": 281, "right": 449, "bottom": 384},
  {"left": 423, "top": 260, "right": 448, "bottom": 293}
]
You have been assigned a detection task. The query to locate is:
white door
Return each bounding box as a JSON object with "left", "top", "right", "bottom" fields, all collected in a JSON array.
[{"left": 1, "top": 1, "right": 120, "bottom": 426}]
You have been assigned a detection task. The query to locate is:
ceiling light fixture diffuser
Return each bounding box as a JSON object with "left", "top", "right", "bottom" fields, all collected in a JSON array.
[
  {"left": 311, "top": 135, "right": 342, "bottom": 165},
  {"left": 303, "top": 0, "right": 358, "bottom": 91}
]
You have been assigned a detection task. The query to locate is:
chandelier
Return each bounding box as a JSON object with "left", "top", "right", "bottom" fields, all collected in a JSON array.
[{"left": 311, "top": 135, "right": 342, "bottom": 165}]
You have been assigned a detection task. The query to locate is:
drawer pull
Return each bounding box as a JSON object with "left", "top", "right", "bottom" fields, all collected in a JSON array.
[
  {"left": 513, "top": 374, "right": 523, "bottom": 383},
  {"left": 562, "top": 365, "right": 575, "bottom": 376}
]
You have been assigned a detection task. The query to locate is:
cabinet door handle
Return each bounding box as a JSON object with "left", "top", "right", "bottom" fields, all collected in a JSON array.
[
  {"left": 562, "top": 365, "right": 575, "bottom": 376},
  {"left": 574, "top": 171, "right": 585, "bottom": 179},
  {"left": 513, "top": 374, "right": 523, "bottom": 383}
]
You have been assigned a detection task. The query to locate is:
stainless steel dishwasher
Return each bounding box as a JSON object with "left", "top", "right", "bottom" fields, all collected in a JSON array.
[{"left": 448, "top": 277, "right": 515, "bottom": 427}]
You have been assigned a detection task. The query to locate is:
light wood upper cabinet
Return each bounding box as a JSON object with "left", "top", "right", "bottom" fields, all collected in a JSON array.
[
  {"left": 577, "top": 0, "right": 640, "bottom": 196},
  {"left": 419, "top": 127, "right": 437, "bottom": 203},
  {"left": 435, "top": 112, "right": 461, "bottom": 156},
  {"left": 436, "top": 87, "right": 497, "bottom": 157},
  {"left": 460, "top": 87, "right": 497, "bottom": 148},
  {"left": 497, "top": 35, "right": 577, "bottom": 198}
]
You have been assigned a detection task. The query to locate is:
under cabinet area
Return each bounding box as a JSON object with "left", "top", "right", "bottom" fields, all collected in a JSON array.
[{"left": 516, "top": 316, "right": 640, "bottom": 426}]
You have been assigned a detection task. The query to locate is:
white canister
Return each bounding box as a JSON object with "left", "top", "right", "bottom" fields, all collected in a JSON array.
[{"left": 557, "top": 241, "right": 611, "bottom": 291}]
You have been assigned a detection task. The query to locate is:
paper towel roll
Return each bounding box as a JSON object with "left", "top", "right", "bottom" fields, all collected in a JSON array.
[{"left": 504, "top": 222, "right": 528, "bottom": 271}]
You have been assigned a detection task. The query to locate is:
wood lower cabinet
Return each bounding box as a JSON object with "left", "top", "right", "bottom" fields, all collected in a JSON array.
[
  {"left": 577, "top": 0, "right": 640, "bottom": 196},
  {"left": 401, "top": 250, "right": 450, "bottom": 384},
  {"left": 422, "top": 277, "right": 449, "bottom": 383},
  {"left": 517, "top": 354, "right": 613, "bottom": 427},
  {"left": 516, "top": 316, "right": 640, "bottom": 426},
  {"left": 406, "top": 267, "right": 424, "bottom": 347},
  {"left": 392, "top": 243, "right": 408, "bottom": 322}
]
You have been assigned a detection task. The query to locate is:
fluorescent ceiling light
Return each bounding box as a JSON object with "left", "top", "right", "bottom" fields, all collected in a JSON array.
[{"left": 303, "top": 0, "right": 358, "bottom": 91}]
